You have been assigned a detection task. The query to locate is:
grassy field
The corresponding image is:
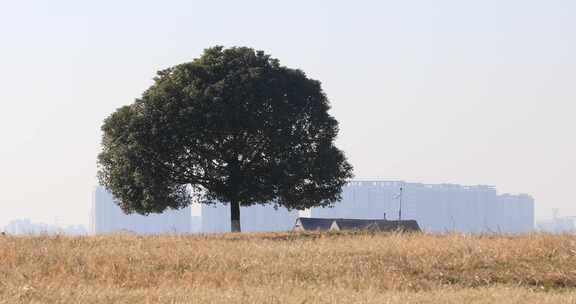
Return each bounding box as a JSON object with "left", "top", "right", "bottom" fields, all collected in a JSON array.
[{"left": 1, "top": 232, "right": 575, "bottom": 303}]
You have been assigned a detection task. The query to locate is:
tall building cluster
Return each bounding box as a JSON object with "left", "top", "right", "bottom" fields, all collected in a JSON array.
[
  {"left": 311, "top": 181, "right": 534, "bottom": 233},
  {"left": 90, "top": 187, "right": 192, "bottom": 234},
  {"left": 201, "top": 203, "right": 298, "bottom": 233}
]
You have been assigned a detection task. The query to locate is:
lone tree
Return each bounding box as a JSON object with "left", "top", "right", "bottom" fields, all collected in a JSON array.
[{"left": 97, "top": 46, "right": 353, "bottom": 232}]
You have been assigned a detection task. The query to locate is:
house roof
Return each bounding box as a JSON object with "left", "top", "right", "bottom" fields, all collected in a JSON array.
[
  {"left": 373, "top": 220, "right": 421, "bottom": 232},
  {"left": 295, "top": 217, "right": 335, "bottom": 231},
  {"left": 294, "top": 217, "right": 421, "bottom": 232},
  {"left": 331, "top": 219, "right": 420, "bottom": 232},
  {"left": 331, "top": 219, "right": 385, "bottom": 231}
]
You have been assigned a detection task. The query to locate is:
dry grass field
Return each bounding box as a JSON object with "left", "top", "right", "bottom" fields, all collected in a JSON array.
[{"left": 1, "top": 231, "right": 576, "bottom": 303}]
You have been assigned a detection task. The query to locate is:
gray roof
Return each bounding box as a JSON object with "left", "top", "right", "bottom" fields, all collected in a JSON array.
[
  {"left": 294, "top": 217, "right": 421, "bottom": 232},
  {"left": 379, "top": 220, "right": 420, "bottom": 232},
  {"left": 332, "top": 219, "right": 420, "bottom": 232},
  {"left": 295, "top": 217, "right": 335, "bottom": 231},
  {"left": 332, "top": 219, "right": 384, "bottom": 231}
]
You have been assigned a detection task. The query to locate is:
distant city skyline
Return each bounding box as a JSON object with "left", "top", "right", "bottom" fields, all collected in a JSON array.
[
  {"left": 2, "top": 218, "right": 87, "bottom": 235},
  {"left": 0, "top": 179, "right": 576, "bottom": 235},
  {"left": 1, "top": 1, "right": 575, "bottom": 227},
  {"left": 7, "top": 182, "right": 533, "bottom": 235}
]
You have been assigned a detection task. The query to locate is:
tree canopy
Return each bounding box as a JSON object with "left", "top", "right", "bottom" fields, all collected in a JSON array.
[{"left": 97, "top": 46, "right": 353, "bottom": 232}]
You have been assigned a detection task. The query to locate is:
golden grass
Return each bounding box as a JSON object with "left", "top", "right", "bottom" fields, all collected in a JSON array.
[{"left": 1, "top": 232, "right": 575, "bottom": 303}]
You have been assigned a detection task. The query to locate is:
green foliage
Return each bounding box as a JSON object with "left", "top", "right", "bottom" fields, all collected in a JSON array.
[{"left": 97, "top": 46, "right": 353, "bottom": 218}]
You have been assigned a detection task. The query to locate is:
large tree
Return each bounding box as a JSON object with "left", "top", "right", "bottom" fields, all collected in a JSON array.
[{"left": 97, "top": 46, "right": 353, "bottom": 232}]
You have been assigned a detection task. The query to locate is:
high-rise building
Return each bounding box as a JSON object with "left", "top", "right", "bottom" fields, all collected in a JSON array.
[
  {"left": 90, "top": 186, "right": 192, "bottom": 234},
  {"left": 200, "top": 203, "right": 298, "bottom": 233}
]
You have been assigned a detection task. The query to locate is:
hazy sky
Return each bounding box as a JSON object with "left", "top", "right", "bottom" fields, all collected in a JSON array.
[{"left": 1, "top": 1, "right": 575, "bottom": 227}]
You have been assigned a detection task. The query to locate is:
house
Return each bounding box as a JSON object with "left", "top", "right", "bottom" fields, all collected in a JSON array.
[{"left": 293, "top": 217, "right": 421, "bottom": 232}]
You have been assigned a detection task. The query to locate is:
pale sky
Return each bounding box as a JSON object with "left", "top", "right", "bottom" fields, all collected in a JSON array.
[{"left": 1, "top": 1, "right": 575, "bottom": 227}]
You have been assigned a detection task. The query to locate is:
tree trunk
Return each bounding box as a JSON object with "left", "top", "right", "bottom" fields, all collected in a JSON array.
[{"left": 230, "top": 200, "right": 241, "bottom": 232}]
